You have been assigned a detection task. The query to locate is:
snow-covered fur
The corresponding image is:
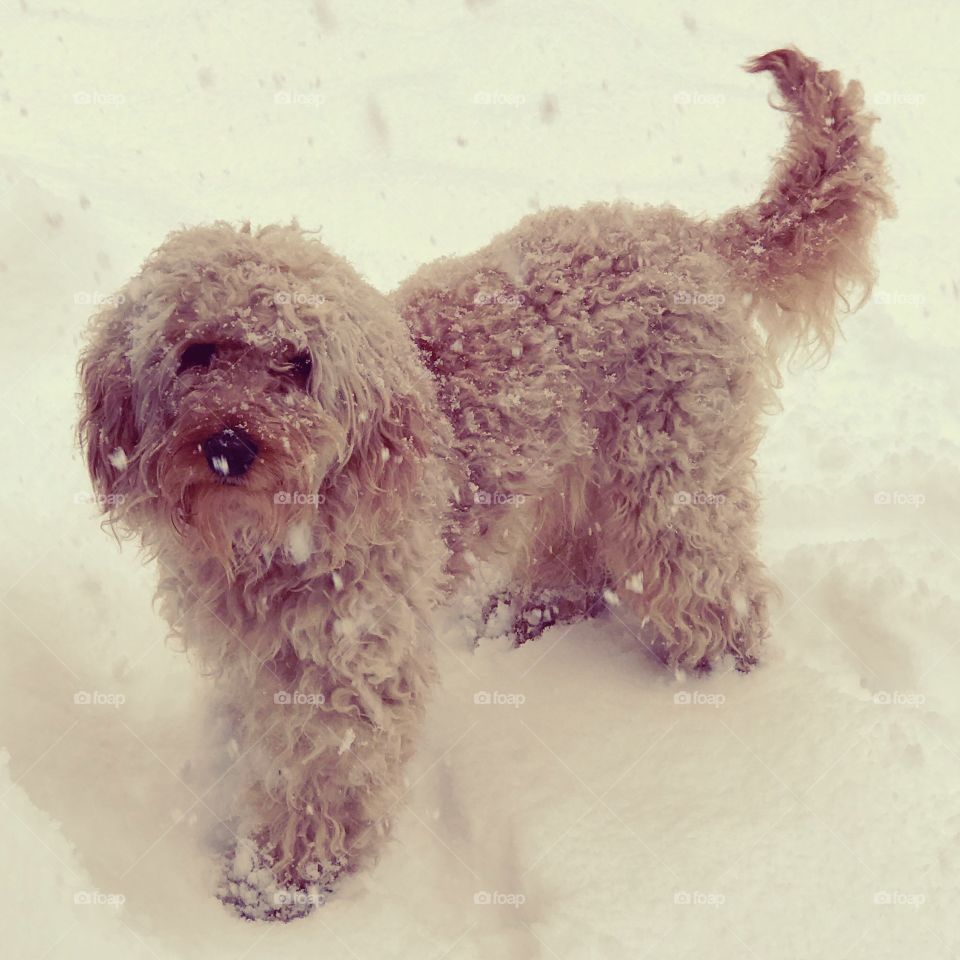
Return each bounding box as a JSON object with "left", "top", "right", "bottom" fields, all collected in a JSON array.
[
  {"left": 77, "top": 48, "right": 891, "bottom": 920},
  {"left": 394, "top": 46, "right": 892, "bottom": 665}
]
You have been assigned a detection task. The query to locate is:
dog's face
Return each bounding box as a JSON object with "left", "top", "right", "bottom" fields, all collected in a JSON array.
[
  {"left": 79, "top": 223, "right": 434, "bottom": 573},
  {"left": 145, "top": 306, "right": 346, "bottom": 568}
]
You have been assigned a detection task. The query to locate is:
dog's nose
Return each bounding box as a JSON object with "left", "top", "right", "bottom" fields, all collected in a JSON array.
[{"left": 202, "top": 427, "right": 258, "bottom": 478}]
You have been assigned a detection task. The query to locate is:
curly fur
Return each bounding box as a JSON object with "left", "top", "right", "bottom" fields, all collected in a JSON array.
[
  {"left": 716, "top": 48, "right": 895, "bottom": 360},
  {"left": 77, "top": 49, "right": 891, "bottom": 920},
  {"left": 395, "top": 46, "right": 892, "bottom": 668}
]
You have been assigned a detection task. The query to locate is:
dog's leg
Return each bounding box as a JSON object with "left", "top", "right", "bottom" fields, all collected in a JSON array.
[
  {"left": 500, "top": 466, "right": 607, "bottom": 643},
  {"left": 216, "top": 610, "right": 433, "bottom": 921},
  {"left": 588, "top": 342, "right": 778, "bottom": 675},
  {"left": 596, "top": 457, "right": 775, "bottom": 671}
]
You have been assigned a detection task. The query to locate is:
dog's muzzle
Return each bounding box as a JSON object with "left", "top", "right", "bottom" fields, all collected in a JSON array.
[{"left": 202, "top": 427, "right": 258, "bottom": 478}]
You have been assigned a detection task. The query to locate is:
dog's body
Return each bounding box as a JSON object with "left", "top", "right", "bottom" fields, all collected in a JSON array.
[
  {"left": 398, "top": 201, "right": 777, "bottom": 662},
  {"left": 78, "top": 49, "right": 892, "bottom": 919},
  {"left": 395, "top": 48, "right": 893, "bottom": 663}
]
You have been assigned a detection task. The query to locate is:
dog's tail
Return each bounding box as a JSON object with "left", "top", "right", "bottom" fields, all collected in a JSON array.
[{"left": 714, "top": 48, "right": 895, "bottom": 360}]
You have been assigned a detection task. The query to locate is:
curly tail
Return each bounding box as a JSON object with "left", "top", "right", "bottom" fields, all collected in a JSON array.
[{"left": 714, "top": 48, "right": 895, "bottom": 360}]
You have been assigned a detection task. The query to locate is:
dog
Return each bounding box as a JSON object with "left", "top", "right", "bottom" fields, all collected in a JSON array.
[{"left": 78, "top": 48, "right": 892, "bottom": 920}]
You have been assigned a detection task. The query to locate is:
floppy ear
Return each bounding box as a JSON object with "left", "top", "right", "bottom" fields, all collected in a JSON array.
[
  {"left": 77, "top": 308, "right": 138, "bottom": 509},
  {"left": 321, "top": 380, "right": 444, "bottom": 555},
  {"left": 360, "top": 389, "right": 438, "bottom": 500}
]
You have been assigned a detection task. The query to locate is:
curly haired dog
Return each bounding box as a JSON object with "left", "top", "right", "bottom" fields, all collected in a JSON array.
[{"left": 78, "top": 49, "right": 891, "bottom": 920}]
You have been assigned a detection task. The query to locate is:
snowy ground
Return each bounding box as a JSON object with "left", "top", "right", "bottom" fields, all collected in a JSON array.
[{"left": 2, "top": 0, "right": 959, "bottom": 957}]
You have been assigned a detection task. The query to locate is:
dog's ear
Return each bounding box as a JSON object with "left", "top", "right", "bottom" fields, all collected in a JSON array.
[
  {"left": 325, "top": 382, "right": 443, "bottom": 551},
  {"left": 77, "top": 306, "right": 139, "bottom": 512},
  {"left": 354, "top": 389, "right": 435, "bottom": 497}
]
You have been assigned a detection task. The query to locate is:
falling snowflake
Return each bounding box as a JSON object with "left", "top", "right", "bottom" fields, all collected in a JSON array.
[{"left": 625, "top": 573, "right": 644, "bottom": 594}]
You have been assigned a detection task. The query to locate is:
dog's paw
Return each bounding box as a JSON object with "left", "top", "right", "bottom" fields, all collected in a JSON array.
[
  {"left": 217, "top": 840, "right": 341, "bottom": 922},
  {"left": 512, "top": 599, "right": 561, "bottom": 644},
  {"left": 511, "top": 590, "right": 606, "bottom": 645}
]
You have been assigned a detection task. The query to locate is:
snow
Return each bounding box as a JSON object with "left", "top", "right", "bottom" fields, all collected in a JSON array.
[
  {"left": 107, "top": 448, "right": 128, "bottom": 472},
  {"left": 338, "top": 728, "right": 356, "bottom": 755},
  {"left": 285, "top": 521, "right": 314, "bottom": 564},
  {"left": 2, "top": 0, "right": 959, "bottom": 957},
  {"left": 625, "top": 572, "right": 644, "bottom": 594}
]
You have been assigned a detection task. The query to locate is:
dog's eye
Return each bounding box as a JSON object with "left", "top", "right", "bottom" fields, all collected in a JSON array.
[
  {"left": 290, "top": 351, "right": 313, "bottom": 385},
  {"left": 178, "top": 343, "right": 216, "bottom": 373}
]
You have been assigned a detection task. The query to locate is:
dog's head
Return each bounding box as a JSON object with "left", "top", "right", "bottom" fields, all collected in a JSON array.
[{"left": 78, "top": 222, "right": 439, "bottom": 574}]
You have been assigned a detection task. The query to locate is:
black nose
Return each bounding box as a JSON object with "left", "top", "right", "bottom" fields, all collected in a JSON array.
[{"left": 202, "top": 427, "right": 258, "bottom": 478}]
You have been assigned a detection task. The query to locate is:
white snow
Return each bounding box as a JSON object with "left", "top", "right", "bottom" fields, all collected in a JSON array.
[
  {"left": 285, "top": 521, "right": 313, "bottom": 564},
  {"left": 338, "top": 728, "right": 356, "bottom": 756},
  {"left": 2, "top": 0, "right": 958, "bottom": 957},
  {"left": 107, "top": 448, "right": 128, "bottom": 471},
  {"left": 625, "top": 572, "right": 644, "bottom": 593}
]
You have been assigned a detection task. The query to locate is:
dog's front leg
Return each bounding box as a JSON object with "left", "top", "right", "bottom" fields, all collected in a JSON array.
[{"left": 216, "top": 607, "right": 433, "bottom": 921}]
